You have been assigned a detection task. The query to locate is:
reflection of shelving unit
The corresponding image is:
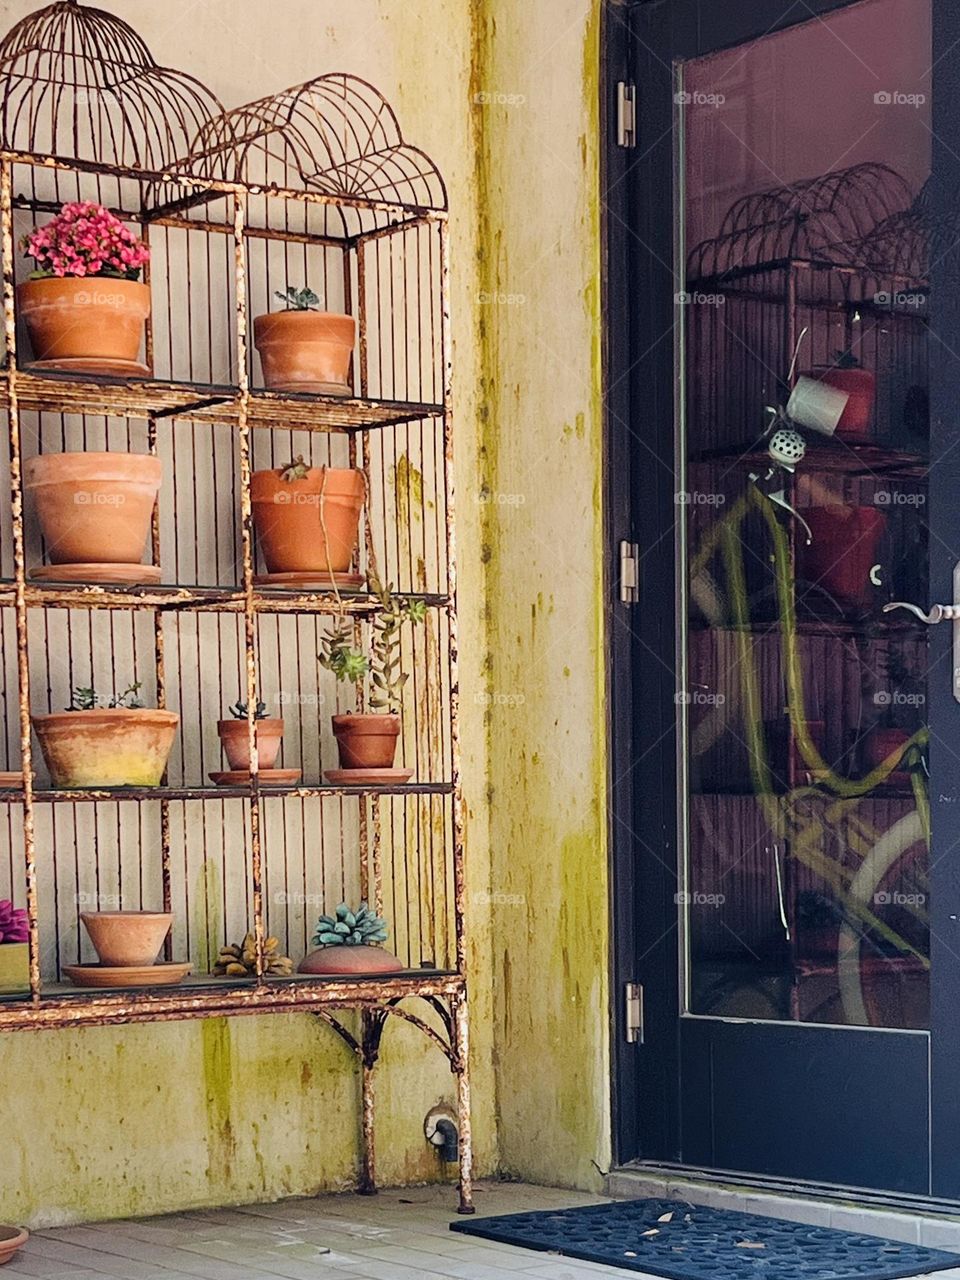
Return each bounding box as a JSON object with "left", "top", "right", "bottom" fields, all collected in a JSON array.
[
  {"left": 0, "top": 3, "right": 473, "bottom": 1211},
  {"left": 683, "top": 165, "right": 931, "bottom": 1029}
]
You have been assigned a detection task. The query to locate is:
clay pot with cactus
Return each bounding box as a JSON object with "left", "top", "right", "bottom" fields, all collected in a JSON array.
[
  {"left": 250, "top": 454, "right": 365, "bottom": 579},
  {"left": 319, "top": 572, "right": 426, "bottom": 776},
  {"left": 217, "top": 698, "right": 284, "bottom": 772},
  {"left": 32, "top": 683, "right": 178, "bottom": 788},
  {"left": 253, "top": 286, "right": 355, "bottom": 394},
  {"left": 298, "top": 902, "right": 403, "bottom": 975}
]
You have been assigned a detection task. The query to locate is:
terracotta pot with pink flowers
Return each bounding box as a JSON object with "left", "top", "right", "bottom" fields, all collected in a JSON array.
[{"left": 17, "top": 201, "right": 151, "bottom": 375}]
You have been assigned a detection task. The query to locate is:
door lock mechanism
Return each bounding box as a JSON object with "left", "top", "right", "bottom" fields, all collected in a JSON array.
[{"left": 883, "top": 563, "right": 960, "bottom": 703}]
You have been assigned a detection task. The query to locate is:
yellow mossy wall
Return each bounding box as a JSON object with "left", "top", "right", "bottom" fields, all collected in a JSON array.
[{"left": 0, "top": 0, "right": 607, "bottom": 1224}]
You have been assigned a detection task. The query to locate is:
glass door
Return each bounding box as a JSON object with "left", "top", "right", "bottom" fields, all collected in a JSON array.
[{"left": 634, "top": 0, "right": 960, "bottom": 1194}]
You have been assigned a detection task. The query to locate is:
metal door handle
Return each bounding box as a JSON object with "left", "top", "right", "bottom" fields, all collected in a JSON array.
[
  {"left": 883, "top": 564, "right": 960, "bottom": 703},
  {"left": 882, "top": 602, "right": 959, "bottom": 625}
]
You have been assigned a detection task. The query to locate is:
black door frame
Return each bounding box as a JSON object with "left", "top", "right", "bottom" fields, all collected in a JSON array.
[{"left": 604, "top": 0, "right": 960, "bottom": 1193}]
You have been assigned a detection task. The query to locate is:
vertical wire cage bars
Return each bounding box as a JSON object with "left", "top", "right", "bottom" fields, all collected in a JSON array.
[{"left": 0, "top": 0, "right": 473, "bottom": 1212}]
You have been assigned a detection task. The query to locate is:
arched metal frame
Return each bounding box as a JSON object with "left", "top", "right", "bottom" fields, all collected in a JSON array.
[{"left": 0, "top": 0, "right": 472, "bottom": 1214}]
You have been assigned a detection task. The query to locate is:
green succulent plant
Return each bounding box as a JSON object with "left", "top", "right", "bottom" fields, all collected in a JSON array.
[
  {"left": 279, "top": 454, "right": 311, "bottom": 483},
  {"left": 68, "top": 681, "right": 144, "bottom": 711},
  {"left": 313, "top": 902, "right": 389, "bottom": 948},
  {"left": 229, "top": 698, "right": 267, "bottom": 720},
  {"left": 275, "top": 285, "right": 321, "bottom": 312},
  {"left": 318, "top": 570, "right": 425, "bottom": 713}
]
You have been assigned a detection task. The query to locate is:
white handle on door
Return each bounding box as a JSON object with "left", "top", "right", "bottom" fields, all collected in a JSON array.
[{"left": 882, "top": 564, "right": 960, "bottom": 702}]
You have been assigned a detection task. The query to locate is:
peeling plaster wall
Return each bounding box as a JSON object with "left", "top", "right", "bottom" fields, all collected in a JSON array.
[
  {"left": 471, "top": 0, "right": 610, "bottom": 1190},
  {"left": 0, "top": 0, "right": 608, "bottom": 1224}
]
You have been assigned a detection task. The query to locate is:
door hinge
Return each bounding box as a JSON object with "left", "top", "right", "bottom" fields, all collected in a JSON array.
[
  {"left": 620, "top": 540, "right": 640, "bottom": 604},
  {"left": 617, "top": 82, "right": 637, "bottom": 149},
  {"left": 625, "top": 981, "right": 644, "bottom": 1044}
]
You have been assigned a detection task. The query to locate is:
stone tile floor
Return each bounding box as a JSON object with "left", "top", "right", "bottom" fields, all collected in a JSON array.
[{"left": 5, "top": 1181, "right": 960, "bottom": 1280}]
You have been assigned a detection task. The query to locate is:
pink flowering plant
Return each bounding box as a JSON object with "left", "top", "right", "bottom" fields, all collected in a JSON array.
[
  {"left": 21, "top": 201, "right": 149, "bottom": 281},
  {"left": 0, "top": 900, "right": 28, "bottom": 945}
]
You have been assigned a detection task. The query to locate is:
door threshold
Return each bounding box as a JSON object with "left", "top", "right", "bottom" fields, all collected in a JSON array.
[{"left": 606, "top": 1165, "right": 960, "bottom": 1251}]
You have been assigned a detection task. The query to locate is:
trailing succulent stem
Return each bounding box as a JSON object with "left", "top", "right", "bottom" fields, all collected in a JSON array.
[
  {"left": 318, "top": 570, "right": 425, "bottom": 714},
  {"left": 312, "top": 902, "right": 388, "bottom": 948},
  {"left": 275, "top": 285, "right": 321, "bottom": 312},
  {"left": 68, "top": 682, "right": 143, "bottom": 711}
]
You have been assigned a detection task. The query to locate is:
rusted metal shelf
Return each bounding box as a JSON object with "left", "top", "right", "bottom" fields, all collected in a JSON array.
[
  {"left": 1, "top": 368, "right": 444, "bottom": 431},
  {"left": 0, "top": 969, "right": 464, "bottom": 1031},
  {"left": 0, "top": 581, "right": 451, "bottom": 615},
  {"left": 0, "top": 782, "right": 453, "bottom": 803}
]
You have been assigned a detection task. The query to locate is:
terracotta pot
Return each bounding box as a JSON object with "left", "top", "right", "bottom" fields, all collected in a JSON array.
[
  {"left": 332, "top": 714, "right": 400, "bottom": 770},
  {"left": 798, "top": 506, "right": 887, "bottom": 611},
  {"left": 25, "top": 451, "right": 161, "bottom": 566},
  {"left": 0, "top": 943, "right": 29, "bottom": 994},
  {"left": 18, "top": 276, "right": 150, "bottom": 366},
  {"left": 815, "top": 366, "right": 876, "bottom": 442},
  {"left": 32, "top": 708, "right": 179, "bottom": 787},
  {"left": 217, "top": 718, "right": 284, "bottom": 770},
  {"left": 298, "top": 944, "right": 403, "bottom": 975},
  {"left": 0, "top": 1226, "right": 28, "bottom": 1266},
  {"left": 253, "top": 310, "right": 355, "bottom": 392},
  {"left": 81, "top": 911, "right": 172, "bottom": 967},
  {"left": 251, "top": 465, "right": 364, "bottom": 574}
]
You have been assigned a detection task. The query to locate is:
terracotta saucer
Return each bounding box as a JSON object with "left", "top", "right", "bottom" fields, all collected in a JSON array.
[
  {"left": 0, "top": 1225, "right": 28, "bottom": 1265},
  {"left": 259, "top": 380, "right": 351, "bottom": 397},
  {"left": 209, "top": 768, "right": 302, "bottom": 787},
  {"left": 323, "top": 768, "right": 414, "bottom": 786},
  {"left": 31, "top": 563, "right": 163, "bottom": 586},
  {"left": 62, "top": 962, "right": 191, "bottom": 988},
  {"left": 253, "top": 570, "right": 365, "bottom": 590},
  {"left": 25, "top": 356, "right": 152, "bottom": 378},
  {"left": 0, "top": 772, "right": 23, "bottom": 790}
]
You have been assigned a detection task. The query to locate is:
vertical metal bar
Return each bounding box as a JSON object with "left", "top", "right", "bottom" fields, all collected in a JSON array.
[
  {"left": 452, "top": 989, "right": 474, "bottom": 1214},
  {"left": 234, "top": 193, "right": 265, "bottom": 978},
  {"left": 359, "top": 1009, "right": 377, "bottom": 1195},
  {"left": 1, "top": 160, "right": 40, "bottom": 1000},
  {"left": 147, "top": 412, "right": 172, "bottom": 954}
]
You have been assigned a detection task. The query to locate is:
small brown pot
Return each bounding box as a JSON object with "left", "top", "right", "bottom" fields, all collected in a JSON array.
[
  {"left": 251, "top": 465, "right": 364, "bottom": 574},
  {"left": 253, "top": 309, "right": 356, "bottom": 392},
  {"left": 815, "top": 366, "right": 876, "bottom": 442},
  {"left": 217, "top": 718, "right": 284, "bottom": 771},
  {"left": 18, "top": 276, "right": 150, "bottom": 366},
  {"left": 81, "top": 911, "right": 172, "bottom": 967},
  {"left": 0, "top": 943, "right": 29, "bottom": 994},
  {"left": 32, "top": 708, "right": 179, "bottom": 788},
  {"left": 0, "top": 1226, "right": 28, "bottom": 1266},
  {"left": 298, "top": 944, "right": 404, "bottom": 975},
  {"left": 25, "top": 451, "right": 161, "bottom": 566},
  {"left": 332, "top": 713, "right": 400, "bottom": 770}
]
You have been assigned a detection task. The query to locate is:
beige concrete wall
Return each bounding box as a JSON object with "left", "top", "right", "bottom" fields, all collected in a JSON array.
[{"left": 0, "top": 0, "right": 607, "bottom": 1223}]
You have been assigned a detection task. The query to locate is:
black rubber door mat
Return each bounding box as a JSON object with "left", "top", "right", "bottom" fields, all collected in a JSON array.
[{"left": 450, "top": 1198, "right": 960, "bottom": 1279}]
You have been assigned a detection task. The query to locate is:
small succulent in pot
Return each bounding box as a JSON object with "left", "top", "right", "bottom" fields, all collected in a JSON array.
[
  {"left": 18, "top": 200, "right": 152, "bottom": 370},
  {"left": 319, "top": 571, "right": 426, "bottom": 771},
  {"left": 253, "top": 281, "right": 356, "bottom": 394},
  {"left": 0, "top": 900, "right": 30, "bottom": 994},
  {"left": 217, "top": 696, "right": 284, "bottom": 772},
  {"left": 214, "top": 931, "right": 294, "bottom": 977},
  {"left": 298, "top": 902, "right": 403, "bottom": 975},
  {"left": 32, "top": 682, "right": 179, "bottom": 789}
]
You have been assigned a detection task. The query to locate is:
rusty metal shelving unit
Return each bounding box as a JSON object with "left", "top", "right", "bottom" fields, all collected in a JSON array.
[{"left": 0, "top": 0, "right": 473, "bottom": 1212}]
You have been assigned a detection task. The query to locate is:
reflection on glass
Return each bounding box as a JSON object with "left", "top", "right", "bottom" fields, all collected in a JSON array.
[{"left": 680, "top": 0, "right": 931, "bottom": 1030}]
